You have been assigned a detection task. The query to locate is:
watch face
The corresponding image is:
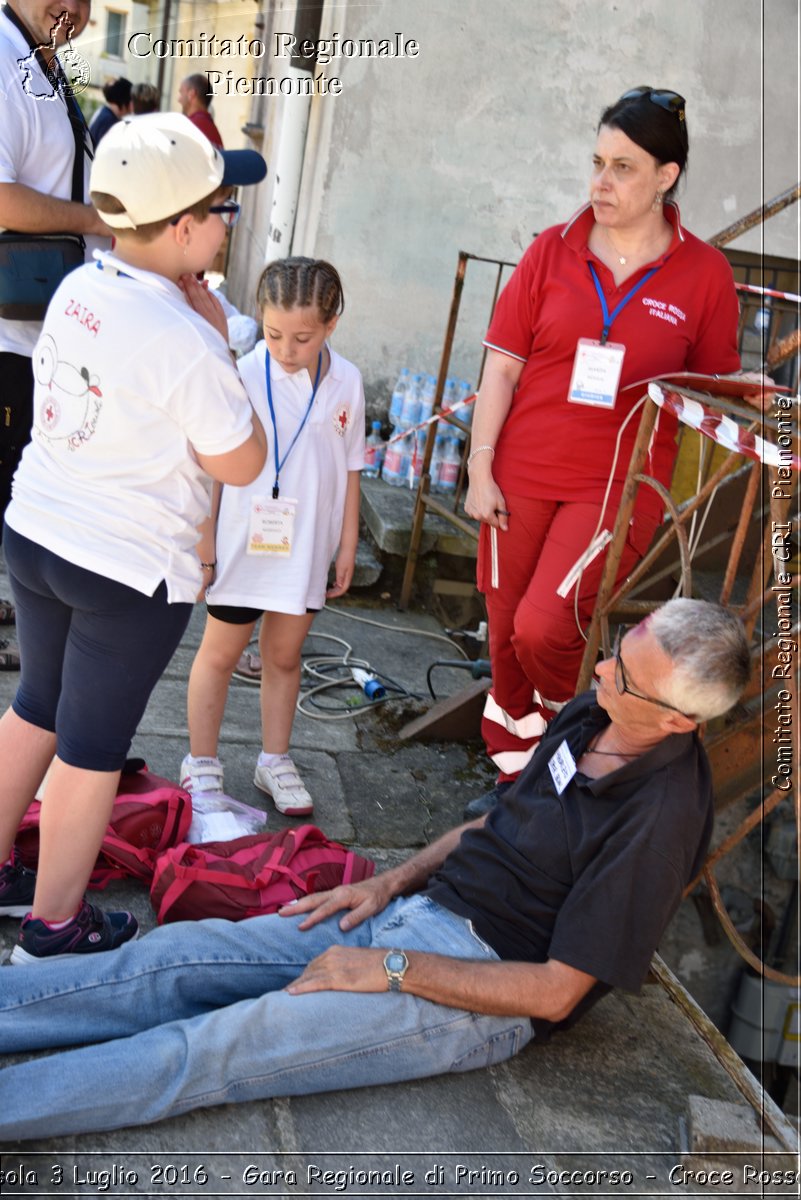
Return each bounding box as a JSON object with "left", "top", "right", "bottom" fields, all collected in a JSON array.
[{"left": 385, "top": 951, "right": 407, "bottom": 973}]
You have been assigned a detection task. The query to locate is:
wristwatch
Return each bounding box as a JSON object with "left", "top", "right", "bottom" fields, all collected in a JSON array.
[{"left": 383, "top": 949, "right": 409, "bottom": 992}]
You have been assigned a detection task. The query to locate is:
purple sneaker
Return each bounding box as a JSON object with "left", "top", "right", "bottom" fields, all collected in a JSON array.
[
  {"left": 0, "top": 848, "right": 36, "bottom": 917},
  {"left": 10, "top": 900, "right": 138, "bottom": 965}
]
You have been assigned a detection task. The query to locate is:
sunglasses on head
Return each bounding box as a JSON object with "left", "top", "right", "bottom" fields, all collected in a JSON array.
[{"left": 619, "top": 86, "right": 686, "bottom": 122}]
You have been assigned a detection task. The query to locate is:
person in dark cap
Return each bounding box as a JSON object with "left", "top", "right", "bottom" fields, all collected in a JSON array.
[{"left": 88, "top": 76, "right": 133, "bottom": 146}]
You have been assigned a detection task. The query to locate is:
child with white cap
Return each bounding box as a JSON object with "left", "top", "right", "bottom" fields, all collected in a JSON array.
[{"left": 0, "top": 113, "right": 267, "bottom": 963}]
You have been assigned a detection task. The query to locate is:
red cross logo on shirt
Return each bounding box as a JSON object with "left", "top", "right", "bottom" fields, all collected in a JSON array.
[
  {"left": 40, "top": 395, "right": 60, "bottom": 430},
  {"left": 334, "top": 406, "right": 350, "bottom": 437}
]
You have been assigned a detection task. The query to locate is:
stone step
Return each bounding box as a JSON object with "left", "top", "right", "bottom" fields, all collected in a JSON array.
[
  {"left": 351, "top": 538, "right": 383, "bottom": 588},
  {"left": 359, "top": 476, "right": 478, "bottom": 560}
]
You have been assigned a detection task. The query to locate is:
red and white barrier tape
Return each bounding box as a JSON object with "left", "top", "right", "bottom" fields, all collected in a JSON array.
[
  {"left": 735, "top": 282, "right": 801, "bottom": 305},
  {"left": 648, "top": 382, "right": 800, "bottom": 470}
]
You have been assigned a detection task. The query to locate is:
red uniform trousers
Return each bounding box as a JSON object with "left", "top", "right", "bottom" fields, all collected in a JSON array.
[{"left": 476, "top": 492, "right": 660, "bottom": 780}]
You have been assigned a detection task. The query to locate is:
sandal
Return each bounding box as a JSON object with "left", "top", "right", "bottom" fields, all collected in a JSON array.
[
  {"left": 0, "top": 637, "right": 20, "bottom": 671},
  {"left": 232, "top": 649, "right": 261, "bottom": 685},
  {"left": 0, "top": 598, "right": 15, "bottom": 625}
]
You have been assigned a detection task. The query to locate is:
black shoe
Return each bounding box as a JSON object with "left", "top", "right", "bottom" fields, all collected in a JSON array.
[
  {"left": 0, "top": 848, "right": 36, "bottom": 917},
  {"left": 463, "top": 780, "right": 513, "bottom": 821},
  {"left": 11, "top": 900, "right": 138, "bottom": 964},
  {"left": 0, "top": 636, "right": 20, "bottom": 671}
]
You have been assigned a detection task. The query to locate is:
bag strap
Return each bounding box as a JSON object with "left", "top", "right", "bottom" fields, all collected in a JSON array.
[
  {"left": 154, "top": 874, "right": 193, "bottom": 924},
  {"left": 100, "top": 831, "right": 158, "bottom": 876},
  {"left": 1, "top": 4, "right": 91, "bottom": 203}
]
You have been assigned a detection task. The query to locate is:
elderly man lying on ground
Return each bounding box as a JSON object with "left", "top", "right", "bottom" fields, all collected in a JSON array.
[{"left": 0, "top": 598, "right": 750, "bottom": 1140}]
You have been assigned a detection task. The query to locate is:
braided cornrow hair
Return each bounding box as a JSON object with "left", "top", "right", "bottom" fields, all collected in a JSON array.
[{"left": 257, "top": 257, "right": 345, "bottom": 323}]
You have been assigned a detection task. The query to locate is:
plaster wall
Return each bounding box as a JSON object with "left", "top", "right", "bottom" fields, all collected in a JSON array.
[{"left": 273, "top": 0, "right": 799, "bottom": 411}]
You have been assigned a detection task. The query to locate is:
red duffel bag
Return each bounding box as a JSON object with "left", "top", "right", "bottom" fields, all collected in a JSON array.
[
  {"left": 151, "top": 824, "right": 375, "bottom": 924},
  {"left": 16, "top": 758, "right": 192, "bottom": 888}
]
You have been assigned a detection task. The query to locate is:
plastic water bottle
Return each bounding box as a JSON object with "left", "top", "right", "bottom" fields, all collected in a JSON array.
[
  {"left": 459, "top": 379, "right": 475, "bottom": 429},
  {"left": 363, "top": 421, "right": 384, "bottom": 478},
  {"left": 409, "top": 428, "right": 427, "bottom": 486},
  {"left": 438, "top": 377, "right": 458, "bottom": 435},
  {"left": 430, "top": 434, "right": 446, "bottom": 491},
  {"left": 381, "top": 423, "right": 406, "bottom": 486},
  {"left": 399, "top": 428, "right": 416, "bottom": 487},
  {"left": 437, "top": 437, "right": 461, "bottom": 495},
  {"left": 389, "top": 368, "right": 410, "bottom": 427},
  {"left": 401, "top": 373, "right": 422, "bottom": 427},
  {"left": 418, "top": 374, "right": 436, "bottom": 428}
]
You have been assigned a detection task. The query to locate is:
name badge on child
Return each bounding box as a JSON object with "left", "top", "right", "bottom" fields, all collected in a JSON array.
[
  {"left": 548, "top": 739, "right": 577, "bottom": 795},
  {"left": 567, "top": 338, "right": 625, "bottom": 408},
  {"left": 247, "top": 496, "right": 297, "bottom": 556}
]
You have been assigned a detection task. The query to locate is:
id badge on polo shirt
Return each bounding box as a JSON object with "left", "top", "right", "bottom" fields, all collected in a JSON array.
[
  {"left": 567, "top": 338, "right": 625, "bottom": 408},
  {"left": 246, "top": 495, "right": 297, "bottom": 556},
  {"left": 548, "top": 739, "right": 577, "bottom": 795}
]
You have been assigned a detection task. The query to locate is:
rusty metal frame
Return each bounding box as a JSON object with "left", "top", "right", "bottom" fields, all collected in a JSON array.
[
  {"left": 577, "top": 391, "right": 799, "bottom": 989},
  {"left": 399, "top": 250, "right": 516, "bottom": 610},
  {"left": 651, "top": 955, "right": 800, "bottom": 1152}
]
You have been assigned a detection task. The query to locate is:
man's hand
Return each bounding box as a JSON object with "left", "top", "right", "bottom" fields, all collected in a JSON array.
[
  {"left": 280, "top": 874, "right": 397, "bottom": 932},
  {"left": 285, "top": 946, "right": 386, "bottom": 995}
]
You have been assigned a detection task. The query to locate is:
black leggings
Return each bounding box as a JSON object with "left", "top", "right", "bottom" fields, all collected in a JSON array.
[{"left": 3, "top": 525, "right": 192, "bottom": 770}]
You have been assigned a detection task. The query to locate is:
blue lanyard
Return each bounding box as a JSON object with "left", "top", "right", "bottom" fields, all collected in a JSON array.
[
  {"left": 588, "top": 262, "right": 661, "bottom": 344},
  {"left": 265, "top": 347, "right": 322, "bottom": 498}
]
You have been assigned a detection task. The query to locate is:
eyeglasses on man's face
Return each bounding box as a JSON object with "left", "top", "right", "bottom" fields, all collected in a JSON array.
[{"left": 611, "top": 626, "right": 694, "bottom": 719}]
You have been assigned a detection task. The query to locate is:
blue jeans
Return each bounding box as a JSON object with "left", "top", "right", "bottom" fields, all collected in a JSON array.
[{"left": 0, "top": 895, "right": 533, "bottom": 1140}]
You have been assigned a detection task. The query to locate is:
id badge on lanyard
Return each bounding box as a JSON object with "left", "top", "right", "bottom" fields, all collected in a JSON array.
[
  {"left": 247, "top": 495, "right": 297, "bottom": 556},
  {"left": 568, "top": 338, "right": 625, "bottom": 408},
  {"left": 567, "top": 261, "right": 661, "bottom": 409}
]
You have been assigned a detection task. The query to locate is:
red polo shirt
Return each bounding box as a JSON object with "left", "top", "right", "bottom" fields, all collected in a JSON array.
[
  {"left": 189, "top": 109, "right": 223, "bottom": 149},
  {"left": 484, "top": 204, "right": 740, "bottom": 509}
]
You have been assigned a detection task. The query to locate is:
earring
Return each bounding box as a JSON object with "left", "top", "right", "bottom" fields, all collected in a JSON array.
[{"left": 652, "top": 190, "right": 664, "bottom": 211}]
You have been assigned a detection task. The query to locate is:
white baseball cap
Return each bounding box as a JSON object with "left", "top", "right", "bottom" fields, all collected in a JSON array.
[{"left": 90, "top": 112, "right": 267, "bottom": 230}]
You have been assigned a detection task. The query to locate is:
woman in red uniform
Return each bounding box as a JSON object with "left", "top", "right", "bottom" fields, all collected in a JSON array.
[{"left": 464, "top": 86, "right": 754, "bottom": 812}]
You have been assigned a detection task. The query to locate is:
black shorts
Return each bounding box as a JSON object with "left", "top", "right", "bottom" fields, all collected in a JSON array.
[
  {"left": 207, "top": 604, "right": 262, "bottom": 625},
  {"left": 207, "top": 604, "right": 320, "bottom": 625},
  {"left": 4, "top": 525, "right": 192, "bottom": 770}
]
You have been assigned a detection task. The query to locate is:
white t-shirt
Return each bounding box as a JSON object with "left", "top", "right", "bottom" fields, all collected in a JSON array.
[
  {"left": 0, "top": 11, "right": 107, "bottom": 356},
  {"left": 6, "top": 251, "right": 255, "bottom": 602},
  {"left": 208, "top": 341, "right": 365, "bottom": 615}
]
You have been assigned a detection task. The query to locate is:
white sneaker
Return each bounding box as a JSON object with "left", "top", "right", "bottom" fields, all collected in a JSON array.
[
  {"left": 253, "top": 756, "right": 313, "bottom": 816},
  {"left": 180, "top": 754, "right": 224, "bottom": 795}
]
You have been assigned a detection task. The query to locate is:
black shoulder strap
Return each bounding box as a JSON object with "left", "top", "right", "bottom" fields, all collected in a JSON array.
[{"left": 1, "top": 3, "right": 91, "bottom": 203}]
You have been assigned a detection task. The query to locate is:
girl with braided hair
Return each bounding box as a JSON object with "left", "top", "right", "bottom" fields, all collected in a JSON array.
[{"left": 181, "top": 257, "right": 365, "bottom": 815}]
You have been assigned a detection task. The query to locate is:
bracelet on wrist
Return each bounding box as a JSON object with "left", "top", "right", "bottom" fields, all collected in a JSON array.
[
  {"left": 467, "top": 444, "right": 495, "bottom": 467},
  {"left": 200, "top": 561, "right": 217, "bottom": 571}
]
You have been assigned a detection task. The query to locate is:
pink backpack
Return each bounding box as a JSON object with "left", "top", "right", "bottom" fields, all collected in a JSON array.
[
  {"left": 151, "top": 825, "right": 375, "bottom": 924},
  {"left": 17, "top": 759, "right": 192, "bottom": 888}
]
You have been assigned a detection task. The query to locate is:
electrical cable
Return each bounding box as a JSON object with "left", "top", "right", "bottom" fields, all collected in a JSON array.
[
  {"left": 295, "top": 629, "right": 436, "bottom": 721},
  {"left": 572, "top": 395, "right": 648, "bottom": 642},
  {"left": 231, "top": 609, "right": 473, "bottom": 720},
  {"left": 322, "top": 604, "right": 471, "bottom": 659}
]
